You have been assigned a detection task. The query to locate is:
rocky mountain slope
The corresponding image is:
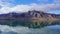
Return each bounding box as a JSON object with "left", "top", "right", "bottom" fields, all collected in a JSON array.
[{"left": 0, "top": 10, "right": 60, "bottom": 22}]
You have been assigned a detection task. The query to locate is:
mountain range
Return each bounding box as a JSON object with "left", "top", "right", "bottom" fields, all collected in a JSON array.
[{"left": 0, "top": 10, "right": 60, "bottom": 22}]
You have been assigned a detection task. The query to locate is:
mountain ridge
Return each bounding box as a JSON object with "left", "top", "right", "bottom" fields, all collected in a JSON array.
[{"left": 0, "top": 10, "right": 60, "bottom": 22}]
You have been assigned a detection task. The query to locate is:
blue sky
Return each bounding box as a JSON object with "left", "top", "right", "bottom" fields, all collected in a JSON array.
[
  {"left": 0, "top": 0, "right": 60, "bottom": 14},
  {"left": 8, "top": 0, "right": 58, "bottom": 4},
  {"left": 3, "top": 0, "right": 56, "bottom": 5},
  {"left": 13, "top": 0, "right": 52, "bottom": 4}
]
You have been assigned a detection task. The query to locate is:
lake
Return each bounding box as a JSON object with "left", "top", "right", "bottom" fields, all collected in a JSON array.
[
  {"left": 0, "top": 25, "right": 60, "bottom": 34},
  {"left": 0, "top": 20, "right": 60, "bottom": 34}
]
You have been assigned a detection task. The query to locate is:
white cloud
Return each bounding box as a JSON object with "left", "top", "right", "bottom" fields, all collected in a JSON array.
[
  {"left": 0, "top": 7, "right": 11, "bottom": 14},
  {"left": 11, "top": 5, "right": 31, "bottom": 12},
  {"left": 0, "top": 0, "right": 60, "bottom": 14},
  {"left": 0, "top": 4, "right": 60, "bottom": 14}
]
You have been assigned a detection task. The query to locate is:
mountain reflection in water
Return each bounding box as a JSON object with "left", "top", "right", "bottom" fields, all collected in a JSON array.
[
  {"left": 0, "top": 20, "right": 60, "bottom": 34},
  {"left": 0, "top": 25, "right": 59, "bottom": 34},
  {"left": 0, "top": 20, "right": 60, "bottom": 28}
]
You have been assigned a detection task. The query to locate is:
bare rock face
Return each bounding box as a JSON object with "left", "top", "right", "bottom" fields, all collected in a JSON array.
[
  {"left": 28, "top": 10, "right": 60, "bottom": 18},
  {"left": 26, "top": 10, "right": 60, "bottom": 22}
]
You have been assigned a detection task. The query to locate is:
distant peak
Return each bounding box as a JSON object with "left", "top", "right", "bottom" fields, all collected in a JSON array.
[{"left": 28, "top": 10, "right": 45, "bottom": 13}]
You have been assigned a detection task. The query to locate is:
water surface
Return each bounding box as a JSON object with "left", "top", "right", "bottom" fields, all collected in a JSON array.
[
  {"left": 0, "top": 20, "right": 60, "bottom": 34},
  {"left": 0, "top": 25, "right": 59, "bottom": 34}
]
